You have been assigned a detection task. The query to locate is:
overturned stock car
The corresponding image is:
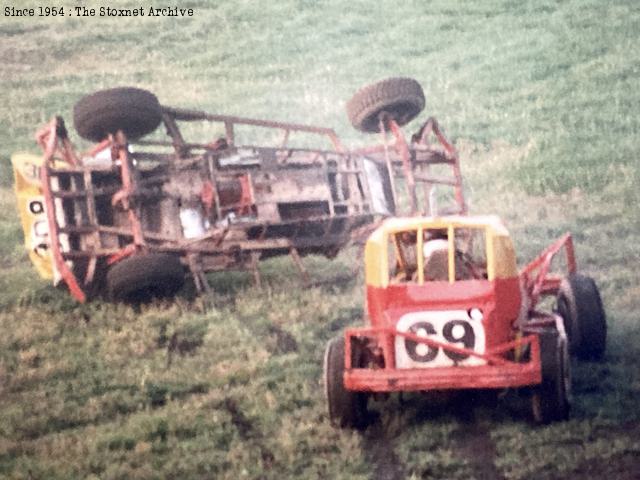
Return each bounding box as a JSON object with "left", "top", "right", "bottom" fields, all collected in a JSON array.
[{"left": 13, "top": 87, "right": 399, "bottom": 302}]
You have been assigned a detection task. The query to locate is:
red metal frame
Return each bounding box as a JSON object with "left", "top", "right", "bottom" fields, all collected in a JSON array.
[
  {"left": 414, "top": 117, "right": 467, "bottom": 214},
  {"left": 37, "top": 123, "right": 152, "bottom": 302},
  {"left": 353, "top": 116, "right": 467, "bottom": 217},
  {"left": 520, "top": 233, "right": 576, "bottom": 307},
  {"left": 37, "top": 119, "right": 86, "bottom": 302},
  {"left": 162, "top": 106, "right": 346, "bottom": 152},
  {"left": 111, "top": 132, "right": 146, "bottom": 250},
  {"left": 387, "top": 117, "right": 418, "bottom": 214},
  {"left": 106, "top": 243, "right": 137, "bottom": 266},
  {"left": 35, "top": 117, "right": 80, "bottom": 167},
  {"left": 86, "top": 138, "right": 112, "bottom": 157}
]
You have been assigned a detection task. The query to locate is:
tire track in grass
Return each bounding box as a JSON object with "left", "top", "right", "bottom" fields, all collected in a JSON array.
[
  {"left": 568, "top": 451, "right": 640, "bottom": 480},
  {"left": 451, "top": 393, "right": 505, "bottom": 480},
  {"left": 363, "top": 421, "right": 407, "bottom": 480},
  {"left": 363, "top": 392, "right": 503, "bottom": 480},
  {"left": 220, "top": 397, "right": 275, "bottom": 470},
  {"left": 533, "top": 421, "right": 640, "bottom": 480}
]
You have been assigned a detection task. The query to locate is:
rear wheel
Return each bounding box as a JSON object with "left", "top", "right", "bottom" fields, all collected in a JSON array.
[
  {"left": 346, "top": 77, "right": 425, "bottom": 133},
  {"left": 73, "top": 87, "right": 162, "bottom": 142},
  {"left": 557, "top": 274, "right": 606, "bottom": 360},
  {"left": 323, "top": 336, "right": 368, "bottom": 429},
  {"left": 106, "top": 253, "right": 184, "bottom": 303},
  {"left": 531, "top": 330, "right": 571, "bottom": 424}
]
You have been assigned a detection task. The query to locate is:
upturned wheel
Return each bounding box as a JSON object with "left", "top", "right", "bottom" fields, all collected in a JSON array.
[
  {"left": 346, "top": 77, "right": 425, "bottom": 133},
  {"left": 73, "top": 87, "right": 162, "bottom": 142}
]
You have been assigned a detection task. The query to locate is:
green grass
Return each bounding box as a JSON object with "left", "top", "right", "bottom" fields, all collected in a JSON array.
[{"left": 1, "top": 0, "right": 639, "bottom": 478}]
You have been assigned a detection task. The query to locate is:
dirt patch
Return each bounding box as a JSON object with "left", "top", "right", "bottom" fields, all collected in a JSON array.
[
  {"left": 568, "top": 451, "right": 640, "bottom": 480},
  {"left": 452, "top": 411, "right": 505, "bottom": 480},
  {"left": 266, "top": 324, "right": 298, "bottom": 354},
  {"left": 221, "top": 397, "right": 255, "bottom": 439},
  {"left": 219, "top": 397, "right": 275, "bottom": 471},
  {"left": 559, "top": 421, "right": 640, "bottom": 480},
  {"left": 363, "top": 422, "right": 407, "bottom": 480}
]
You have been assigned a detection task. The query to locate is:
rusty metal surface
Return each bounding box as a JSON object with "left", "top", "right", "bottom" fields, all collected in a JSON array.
[
  {"left": 353, "top": 115, "right": 467, "bottom": 217},
  {"left": 33, "top": 106, "right": 405, "bottom": 300}
]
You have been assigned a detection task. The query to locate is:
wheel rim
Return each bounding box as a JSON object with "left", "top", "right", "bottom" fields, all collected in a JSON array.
[{"left": 557, "top": 296, "right": 571, "bottom": 337}]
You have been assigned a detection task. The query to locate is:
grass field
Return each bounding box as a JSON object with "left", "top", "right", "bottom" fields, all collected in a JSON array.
[{"left": 1, "top": 1, "right": 639, "bottom": 478}]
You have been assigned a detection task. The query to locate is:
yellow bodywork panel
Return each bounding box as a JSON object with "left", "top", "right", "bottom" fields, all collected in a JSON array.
[
  {"left": 12, "top": 152, "right": 55, "bottom": 280},
  {"left": 365, "top": 216, "right": 518, "bottom": 288},
  {"left": 488, "top": 235, "right": 518, "bottom": 280},
  {"left": 365, "top": 226, "right": 388, "bottom": 288}
]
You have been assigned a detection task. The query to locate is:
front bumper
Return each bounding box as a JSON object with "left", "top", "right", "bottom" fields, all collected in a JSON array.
[
  {"left": 345, "top": 361, "right": 540, "bottom": 392},
  {"left": 343, "top": 328, "right": 542, "bottom": 392}
]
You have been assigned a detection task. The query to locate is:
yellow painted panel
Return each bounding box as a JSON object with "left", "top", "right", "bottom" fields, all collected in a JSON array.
[
  {"left": 11, "top": 153, "right": 54, "bottom": 280},
  {"left": 364, "top": 227, "right": 387, "bottom": 288},
  {"left": 492, "top": 235, "right": 518, "bottom": 278}
]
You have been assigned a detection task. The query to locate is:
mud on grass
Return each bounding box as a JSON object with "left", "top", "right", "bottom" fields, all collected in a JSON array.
[{"left": 0, "top": 279, "right": 373, "bottom": 479}]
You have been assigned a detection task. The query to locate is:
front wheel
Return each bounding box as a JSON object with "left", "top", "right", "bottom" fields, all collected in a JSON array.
[
  {"left": 323, "top": 336, "right": 368, "bottom": 429},
  {"left": 531, "top": 329, "right": 571, "bottom": 424}
]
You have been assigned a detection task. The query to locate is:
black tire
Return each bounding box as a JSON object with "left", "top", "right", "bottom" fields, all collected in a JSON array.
[
  {"left": 346, "top": 77, "right": 425, "bottom": 133},
  {"left": 323, "top": 336, "right": 368, "bottom": 429},
  {"left": 531, "top": 330, "right": 571, "bottom": 424},
  {"left": 73, "top": 87, "right": 162, "bottom": 142},
  {"left": 106, "top": 253, "right": 184, "bottom": 303},
  {"left": 557, "top": 274, "right": 607, "bottom": 360}
]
